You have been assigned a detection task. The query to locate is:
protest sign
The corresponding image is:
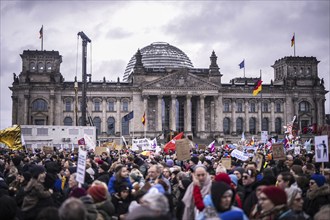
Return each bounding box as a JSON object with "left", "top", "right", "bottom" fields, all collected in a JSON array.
[
  {"left": 43, "top": 146, "right": 53, "bottom": 155},
  {"left": 76, "top": 148, "right": 87, "bottom": 185},
  {"left": 95, "top": 146, "right": 109, "bottom": 156},
  {"left": 176, "top": 139, "right": 191, "bottom": 161},
  {"left": 261, "top": 131, "right": 268, "bottom": 143},
  {"left": 272, "top": 143, "right": 286, "bottom": 160},
  {"left": 231, "top": 149, "right": 249, "bottom": 161},
  {"left": 252, "top": 153, "right": 264, "bottom": 171},
  {"left": 132, "top": 138, "right": 151, "bottom": 151},
  {"left": 221, "top": 158, "right": 232, "bottom": 170},
  {"left": 315, "top": 135, "right": 329, "bottom": 163}
]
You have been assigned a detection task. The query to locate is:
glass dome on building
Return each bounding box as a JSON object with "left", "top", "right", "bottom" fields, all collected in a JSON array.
[{"left": 123, "top": 42, "right": 194, "bottom": 81}]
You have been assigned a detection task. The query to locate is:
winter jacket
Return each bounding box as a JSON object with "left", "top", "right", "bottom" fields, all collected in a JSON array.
[
  {"left": 107, "top": 176, "right": 132, "bottom": 195},
  {"left": 304, "top": 184, "right": 330, "bottom": 217}
]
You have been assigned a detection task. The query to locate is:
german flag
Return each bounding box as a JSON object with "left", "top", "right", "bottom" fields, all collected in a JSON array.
[
  {"left": 291, "top": 34, "right": 295, "bottom": 47},
  {"left": 253, "top": 80, "right": 262, "bottom": 96},
  {"left": 141, "top": 112, "right": 146, "bottom": 126}
]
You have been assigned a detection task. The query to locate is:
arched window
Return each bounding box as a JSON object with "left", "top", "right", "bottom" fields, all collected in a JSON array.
[
  {"left": 249, "top": 117, "right": 256, "bottom": 134},
  {"left": 108, "top": 100, "right": 115, "bottom": 111},
  {"left": 32, "top": 99, "right": 48, "bottom": 111},
  {"left": 275, "top": 118, "right": 282, "bottom": 134},
  {"left": 262, "top": 118, "right": 269, "bottom": 131},
  {"left": 122, "top": 100, "right": 129, "bottom": 112},
  {"left": 94, "top": 99, "right": 101, "bottom": 111},
  {"left": 236, "top": 117, "right": 243, "bottom": 134},
  {"left": 64, "top": 117, "right": 73, "bottom": 126},
  {"left": 107, "top": 117, "right": 115, "bottom": 135},
  {"left": 38, "top": 62, "right": 44, "bottom": 72},
  {"left": 46, "top": 62, "right": 52, "bottom": 72},
  {"left": 299, "top": 101, "right": 310, "bottom": 112},
  {"left": 29, "top": 62, "right": 36, "bottom": 72},
  {"left": 223, "top": 117, "right": 230, "bottom": 134},
  {"left": 93, "top": 117, "right": 101, "bottom": 136}
]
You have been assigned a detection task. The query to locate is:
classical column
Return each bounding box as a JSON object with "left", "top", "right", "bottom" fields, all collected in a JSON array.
[
  {"left": 55, "top": 93, "right": 61, "bottom": 125},
  {"left": 231, "top": 99, "right": 236, "bottom": 134},
  {"left": 271, "top": 100, "right": 275, "bottom": 133},
  {"left": 185, "top": 95, "right": 192, "bottom": 133},
  {"left": 116, "top": 98, "right": 121, "bottom": 134},
  {"left": 24, "top": 94, "right": 29, "bottom": 124},
  {"left": 200, "top": 95, "right": 205, "bottom": 134},
  {"left": 245, "top": 99, "right": 249, "bottom": 132},
  {"left": 214, "top": 95, "right": 220, "bottom": 132},
  {"left": 170, "top": 95, "right": 176, "bottom": 131},
  {"left": 102, "top": 97, "right": 107, "bottom": 134},
  {"left": 49, "top": 95, "right": 55, "bottom": 125},
  {"left": 11, "top": 96, "right": 18, "bottom": 125},
  {"left": 157, "top": 95, "right": 162, "bottom": 132},
  {"left": 218, "top": 95, "right": 223, "bottom": 134}
]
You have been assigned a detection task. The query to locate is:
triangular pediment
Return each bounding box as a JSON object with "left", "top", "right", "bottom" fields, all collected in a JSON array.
[{"left": 142, "top": 70, "right": 220, "bottom": 90}]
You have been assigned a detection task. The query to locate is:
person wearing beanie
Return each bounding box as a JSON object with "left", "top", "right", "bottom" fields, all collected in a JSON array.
[
  {"left": 166, "top": 159, "right": 174, "bottom": 168},
  {"left": 198, "top": 181, "right": 248, "bottom": 220},
  {"left": 22, "top": 164, "right": 54, "bottom": 220},
  {"left": 233, "top": 167, "right": 245, "bottom": 185},
  {"left": 69, "top": 187, "right": 87, "bottom": 198},
  {"left": 304, "top": 174, "right": 330, "bottom": 217},
  {"left": 111, "top": 182, "right": 132, "bottom": 219},
  {"left": 258, "top": 186, "right": 288, "bottom": 220},
  {"left": 96, "top": 162, "right": 110, "bottom": 184},
  {"left": 88, "top": 181, "right": 115, "bottom": 220}
]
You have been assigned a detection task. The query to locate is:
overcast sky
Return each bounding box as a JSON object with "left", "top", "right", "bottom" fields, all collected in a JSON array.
[{"left": 1, "top": 0, "right": 329, "bottom": 130}]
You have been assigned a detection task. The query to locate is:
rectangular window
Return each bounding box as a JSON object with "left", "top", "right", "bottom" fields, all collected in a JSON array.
[
  {"left": 22, "top": 128, "right": 32, "bottom": 136},
  {"left": 224, "top": 103, "right": 230, "bottom": 112},
  {"left": 108, "top": 101, "right": 114, "bottom": 111},
  {"left": 65, "top": 101, "right": 71, "bottom": 111},
  {"left": 37, "top": 128, "right": 48, "bottom": 135},
  {"left": 263, "top": 103, "right": 269, "bottom": 112},
  {"left": 250, "top": 103, "right": 256, "bottom": 112},
  {"left": 94, "top": 101, "right": 101, "bottom": 111},
  {"left": 69, "top": 129, "right": 79, "bottom": 135},
  {"left": 237, "top": 102, "right": 243, "bottom": 112},
  {"left": 122, "top": 101, "right": 129, "bottom": 112},
  {"left": 34, "top": 119, "right": 45, "bottom": 125},
  {"left": 276, "top": 103, "right": 281, "bottom": 113}
]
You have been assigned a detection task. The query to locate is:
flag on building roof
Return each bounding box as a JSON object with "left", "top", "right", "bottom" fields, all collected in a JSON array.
[
  {"left": 239, "top": 60, "right": 245, "bottom": 69},
  {"left": 141, "top": 112, "right": 146, "bottom": 125},
  {"left": 39, "top": 25, "right": 43, "bottom": 39},
  {"left": 252, "top": 80, "right": 262, "bottom": 96},
  {"left": 291, "top": 34, "right": 295, "bottom": 47}
]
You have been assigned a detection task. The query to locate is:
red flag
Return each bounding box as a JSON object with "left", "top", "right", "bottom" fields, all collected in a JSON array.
[
  {"left": 78, "top": 138, "right": 85, "bottom": 145},
  {"left": 163, "top": 132, "right": 184, "bottom": 153},
  {"left": 252, "top": 80, "right": 262, "bottom": 96}
]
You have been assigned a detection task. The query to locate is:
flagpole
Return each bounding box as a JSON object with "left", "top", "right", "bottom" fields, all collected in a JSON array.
[
  {"left": 260, "top": 69, "right": 263, "bottom": 135},
  {"left": 244, "top": 59, "right": 246, "bottom": 78}
]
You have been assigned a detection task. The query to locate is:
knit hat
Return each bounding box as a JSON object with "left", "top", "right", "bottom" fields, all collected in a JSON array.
[
  {"left": 87, "top": 185, "right": 107, "bottom": 203},
  {"left": 310, "top": 174, "right": 326, "bottom": 187},
  {"left": 214, "top": 173, "right": 231, "bottom": 185},
  {"left": 211, "top": 181, "right": 235, "bottom": 212},
  {"left": 261, "top": 186, "right": 287, "bottom": 206},
  {"left": 29, "top": 165, "right": 46, "bottom": 179},
  {"left": 118, "top": 183, "right": 130, "bottom": 192},
  {"left": 166, "top": 159, "right": 174, "bottom": 167},
  {"left": 229, "top": 174, "right": 238, "bottom": 186},
  {"left": 99, "top": 162, "right": 110, "bottom": 172},
  {"left": 69, "top": 187, "right": 87, "bottom": 198},
  {"left": 234, "top": 167, "right": 245, "bottom": 176}
]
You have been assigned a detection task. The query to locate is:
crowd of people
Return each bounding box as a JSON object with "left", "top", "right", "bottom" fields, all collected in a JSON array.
[{"left": 0, "top": 141, "right": 329, "bottom": 220}]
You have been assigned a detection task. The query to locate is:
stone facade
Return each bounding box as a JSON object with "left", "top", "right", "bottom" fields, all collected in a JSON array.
[{"left": 10, "top": 47, "right": 328, "bottom": 144}]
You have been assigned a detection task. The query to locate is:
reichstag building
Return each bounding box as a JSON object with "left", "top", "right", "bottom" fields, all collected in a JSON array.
[{"left": 10, "top": 42, "right": 328, "bottom": 143}]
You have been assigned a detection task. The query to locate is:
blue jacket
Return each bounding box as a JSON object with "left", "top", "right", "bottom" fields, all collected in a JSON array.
[{"left": 107, "top": 175, "right": 132, "bottom": 195}]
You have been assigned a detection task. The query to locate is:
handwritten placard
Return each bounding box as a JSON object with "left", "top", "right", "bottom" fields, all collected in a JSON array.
[
  {"left": 272, "top": 143, "right": 286, "bottom": 160},
  {"left": 176, "top": 139, "right": 191, "bottom": 161},
  {"left": 221, "top": 158, "right": 232, "bottom": 170}
]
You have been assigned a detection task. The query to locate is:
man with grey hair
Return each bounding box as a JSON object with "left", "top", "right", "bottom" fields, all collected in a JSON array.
[{"left": 58, "top": 197, "right": 87, "bottom": 220}]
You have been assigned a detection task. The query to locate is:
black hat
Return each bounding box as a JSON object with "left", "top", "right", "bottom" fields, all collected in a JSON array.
[
  {"left": 29, "top": 165, "right": 46, "bottom": 179},
  {"left": 190, "top": 156, "right": 199, "bottom": 165},
  {"left": 99, "top": 162, "right": 110, "bottom": 172}
]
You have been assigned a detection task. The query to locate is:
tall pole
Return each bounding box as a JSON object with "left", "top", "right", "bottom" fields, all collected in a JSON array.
[
  {"left": 77, "top": 31, "right": 91, "bottom": 126},
  {"left": 74, "top": 76, "right": 78, "bottom": 126},
  {"left": 260, "top": 70, "right": 263, "bottom": 134},
  {"left": 293, "top": 33, "right": 296, "bottom": 57},
  {"left": 244, "top": 59, "right": 246, "bottom": 78}
]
